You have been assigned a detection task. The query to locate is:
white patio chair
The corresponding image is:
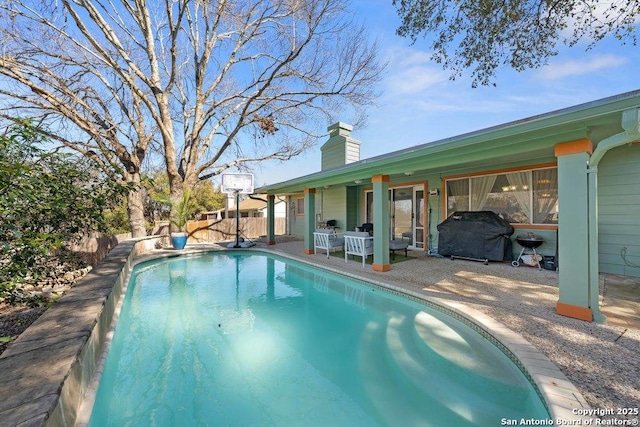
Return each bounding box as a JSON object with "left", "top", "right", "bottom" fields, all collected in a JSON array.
[
  {"left": 344, "top": 231, "right": 374, "bottom": 267},
  {"left": 313, "top": 229, "right": 345, "bottom": 258}
]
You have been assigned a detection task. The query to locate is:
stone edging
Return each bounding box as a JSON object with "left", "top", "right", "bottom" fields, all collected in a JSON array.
[{"left": 0, "top": 236, "right": 161, "bottom": 426}]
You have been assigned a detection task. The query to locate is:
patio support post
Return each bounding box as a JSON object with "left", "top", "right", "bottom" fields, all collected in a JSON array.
[
  {"left": 372, "top": 175, "right": 391, "bottom": 271},
  {"left": 555, "top": 139, "right": 594, "bottom": 321},
  {"left": 266, "top": 195, "right": 276, "bottom": 245},
  {"left": 303, "top": 188, "right": 316, "bottom": 254}
]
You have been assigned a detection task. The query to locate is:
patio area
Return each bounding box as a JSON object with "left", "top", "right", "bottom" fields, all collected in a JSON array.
[{"left": 253, "top": 236, "right": 640, "bottom": 422}]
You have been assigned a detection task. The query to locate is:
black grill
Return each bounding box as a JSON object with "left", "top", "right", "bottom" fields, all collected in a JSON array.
[
  {"left": 516, "top": 233, "right": 544, "bottom": 248},
  {"left": 437, "top": 211, "right": 515, "bottom": 263}
]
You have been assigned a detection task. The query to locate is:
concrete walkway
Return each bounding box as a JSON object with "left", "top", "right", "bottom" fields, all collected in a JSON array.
[{"left": 259, "top": 238, "right": 640, "bottom": 328}]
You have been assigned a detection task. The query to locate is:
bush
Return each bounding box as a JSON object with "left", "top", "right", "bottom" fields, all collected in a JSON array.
[{"left": 0, "top": 122, "right": 130, "bottom": 304}]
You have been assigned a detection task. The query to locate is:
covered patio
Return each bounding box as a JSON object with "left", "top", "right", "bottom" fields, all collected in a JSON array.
[
  {"left": 260, "top": 236, "right": 640, "bottom": 330},
  {"left": 257, "top": 91, "right": 640, "bottom": 323}
]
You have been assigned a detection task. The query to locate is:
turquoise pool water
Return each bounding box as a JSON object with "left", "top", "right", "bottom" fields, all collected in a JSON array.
[{"left": 88, "top": 251, "right": 549, "bottom": 426}]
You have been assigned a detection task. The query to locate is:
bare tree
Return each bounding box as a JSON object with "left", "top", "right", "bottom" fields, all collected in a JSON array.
[
  {"left": 0, "top": 0, "right": 383, "bottom": 235},
  {"left": 393, "top": 0, "right": 639, "bottom": 87}
]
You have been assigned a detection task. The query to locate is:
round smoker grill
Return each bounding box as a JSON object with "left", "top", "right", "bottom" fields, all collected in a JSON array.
[
  {"left": 516, "top": 233, "right": 544, "bottom": 249},
  {"left": 513, "top": 233, "right": 545, "bottom": 268}
]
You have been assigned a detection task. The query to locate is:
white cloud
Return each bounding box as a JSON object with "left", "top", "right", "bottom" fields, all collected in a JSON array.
[
  {"left": 536, "top": 54, "right": 628, "bottom": 80},
  {"left": 412, "top": 97, "right": 510, "bottom": 113},
  {"left": 391, "top": 49, "right": 433, "bottom": 68},
  {"left": 385, "top": 66, "right": 447, "bottom": 96},
  {"left": 379, "top": 45, "right": 448, "bottom": 96}
]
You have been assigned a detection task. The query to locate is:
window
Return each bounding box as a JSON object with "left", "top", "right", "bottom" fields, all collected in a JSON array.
[
  {"left": 296, "top": 197, "right": 305, "bottom": 216},
  {"left": 445, "top": 167, "right": 558, "bottom": 225}
]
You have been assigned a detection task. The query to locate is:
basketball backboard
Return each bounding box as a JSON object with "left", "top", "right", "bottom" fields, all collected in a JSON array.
[{"left": 221, "top": 173, "right": 254, "bottom": 194}]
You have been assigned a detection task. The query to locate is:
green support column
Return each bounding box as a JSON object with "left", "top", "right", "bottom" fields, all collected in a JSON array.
[
  {"left": 303, "top": 188, "right": 316, "bottom": 254},
  {"left": 555, "top": 140, "right": 594, "bottom": 322},
  {"left": 372, "top": 175, "right": 390, "bottom": 271},
  {"left": 266, "top": 195, "right": 276, "bottom": 245}
]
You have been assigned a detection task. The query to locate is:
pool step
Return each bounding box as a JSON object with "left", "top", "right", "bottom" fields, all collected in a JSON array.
[
  {"left": 357, "top": 320, "right": 455, "bottom": 426},
  {"left": 412, "top": 310, "right": 528, "bottom": 389},
  {"left": 383, "top": 312, "right": 532, "bottom": 423}
]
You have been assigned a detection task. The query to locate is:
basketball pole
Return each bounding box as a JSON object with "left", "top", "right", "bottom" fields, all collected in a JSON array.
[
  {"left": 233, "top": 190, "right": 241, "bottom": 248},
  {"left": 221, "top": 173, "right": 254, "bottom": 249}
]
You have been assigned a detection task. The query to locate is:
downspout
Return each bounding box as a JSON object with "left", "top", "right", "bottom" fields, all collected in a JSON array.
[{"left": 587, "top": 108, "right": 640, "bottom": 322}]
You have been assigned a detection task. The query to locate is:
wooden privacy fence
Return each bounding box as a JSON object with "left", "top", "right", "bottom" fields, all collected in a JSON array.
[
  {"left": 67, "top": 232, "right": 132, "bottom": 266},
  {"left": 186, "top": 217, "right": 286, "bottom": 243}
]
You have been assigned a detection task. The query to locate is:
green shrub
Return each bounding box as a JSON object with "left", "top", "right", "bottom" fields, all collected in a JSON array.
[{"left": 0, "top": 122, "right": 130, "bottom": 304}]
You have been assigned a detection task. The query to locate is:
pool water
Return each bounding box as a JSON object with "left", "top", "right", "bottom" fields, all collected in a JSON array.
[{"left": 88, "top": 251, "right": 549, "bottom": 426}]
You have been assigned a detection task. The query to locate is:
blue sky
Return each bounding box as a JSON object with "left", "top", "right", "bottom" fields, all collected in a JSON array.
[{"left": 251, "top": 0, "right": 640, "bottom": 187}]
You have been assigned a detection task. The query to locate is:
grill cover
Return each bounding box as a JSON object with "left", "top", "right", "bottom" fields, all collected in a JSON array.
[{"left": 437, "top": 211, "right": 515, "bottom": 261}]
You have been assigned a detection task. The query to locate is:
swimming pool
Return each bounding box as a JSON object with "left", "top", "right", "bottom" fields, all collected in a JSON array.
[{"left": 88, "top": 251, "right": 549, "bottom": 426}]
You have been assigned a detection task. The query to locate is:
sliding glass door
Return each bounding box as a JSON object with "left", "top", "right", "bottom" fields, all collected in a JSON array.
[
  {"left": 414, "top": 189, "right": 424, "bottom": 249},
  {"left": 391, "top": 188, "right": 412, "bottom": 241},
  {"left": 366, "top": 185, "right": 426, "bottom": 250}
]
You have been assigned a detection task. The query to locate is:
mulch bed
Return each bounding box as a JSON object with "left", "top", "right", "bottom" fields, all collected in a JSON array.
[
  {"left": 0, "top": 304, "right": 47, "bottom": 355},
  {"left": 0, "top": 266, "right": 91, "bottom": 356}
]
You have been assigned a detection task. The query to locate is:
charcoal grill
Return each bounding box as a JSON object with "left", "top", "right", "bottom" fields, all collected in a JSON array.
[{"left": 512, "top": 233, "right": 544, "bottom": 269}]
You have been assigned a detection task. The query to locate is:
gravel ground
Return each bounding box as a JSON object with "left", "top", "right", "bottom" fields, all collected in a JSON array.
[{"left": 264, "top": 239, "right": 640, "bottom": 422}]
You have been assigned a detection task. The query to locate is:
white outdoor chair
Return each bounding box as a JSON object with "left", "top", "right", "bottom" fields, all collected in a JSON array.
[
  {"left": 313, "top": 229, "right": 345, "bottom": 258},
  {"left": 344, "top": 231, "right": 374, "bottom": 267}
]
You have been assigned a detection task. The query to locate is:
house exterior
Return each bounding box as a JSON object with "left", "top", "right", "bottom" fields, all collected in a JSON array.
[{"left": 256, "top": 91, "right": 640, "bottom": 323}]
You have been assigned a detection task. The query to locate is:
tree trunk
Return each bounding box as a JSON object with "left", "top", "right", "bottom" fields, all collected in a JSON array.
[{"left": 127, "top": 186, "right": 147, "bottom": 238}]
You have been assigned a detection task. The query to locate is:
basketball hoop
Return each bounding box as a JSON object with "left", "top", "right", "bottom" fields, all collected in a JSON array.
[
  {"left": 221, "top": 173, "right": 254, "bottom": 248},
  {"left": 222, "top": 173, "right": 254, "bottom": 194}
]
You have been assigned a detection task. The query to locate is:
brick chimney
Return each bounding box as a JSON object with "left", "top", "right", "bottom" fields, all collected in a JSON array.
[{"left": 320, "top": 122, "right": 361, "bottom": 171}]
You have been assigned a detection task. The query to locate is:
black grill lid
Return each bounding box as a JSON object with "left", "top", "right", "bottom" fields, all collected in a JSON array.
[
  {"left": 516, "top": 232, "right": 544, "bottom": 248},
  {"left": 516, "top": 232, "right": 544, "bottom": 241}
]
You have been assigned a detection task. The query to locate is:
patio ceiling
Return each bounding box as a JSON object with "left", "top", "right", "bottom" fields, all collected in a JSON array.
[{"left": 256, "top": 90, "right": 640, "bottom": 194}]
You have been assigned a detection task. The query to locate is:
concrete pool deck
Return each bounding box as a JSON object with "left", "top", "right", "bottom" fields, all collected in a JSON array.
[{"left": 0, "top": 237, "right": 638, "bottom": 425}]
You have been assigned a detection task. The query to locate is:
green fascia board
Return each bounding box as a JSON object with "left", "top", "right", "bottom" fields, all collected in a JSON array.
[{"left": 257, "top": 90, "right": 640, "bottom": 194}]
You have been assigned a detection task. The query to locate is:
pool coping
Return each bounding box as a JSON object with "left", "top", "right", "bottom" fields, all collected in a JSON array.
[{"left": 0, "top": 241, "right": 591, "bottom": 425}]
